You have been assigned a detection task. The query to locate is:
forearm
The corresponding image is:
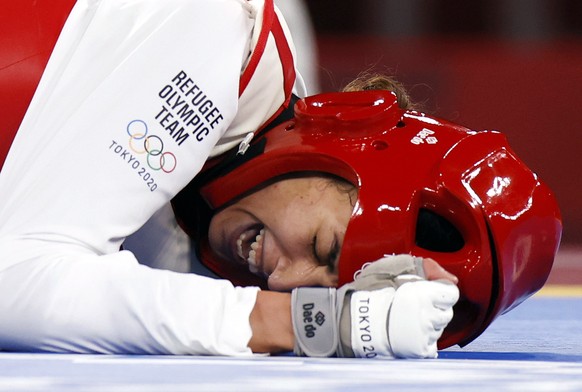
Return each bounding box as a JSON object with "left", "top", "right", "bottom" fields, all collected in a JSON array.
[
  {"left": 0, "top": 249, "right": 258, "bottom": 356},
  {"left": 248, "top": 291, "right": 294, "bottom": 354}
]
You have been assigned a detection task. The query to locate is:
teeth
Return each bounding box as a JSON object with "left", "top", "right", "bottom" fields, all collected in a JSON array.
[
  {"left": 247, "top": 229, "right": 264, "bottom": 273},
  {"left": 237, "top": 229, "right": 264, "bottom": 274},
  {"left": 236, "top": 233, "right": 246, "bottom": 259},
  {"left": 248, "top": 250, "right": 258, "bottom": 273}
]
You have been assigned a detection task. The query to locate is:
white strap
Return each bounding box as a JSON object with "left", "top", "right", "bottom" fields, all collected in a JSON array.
[{"left": 350, "top": 288, "right": 396, "bottom": 359}]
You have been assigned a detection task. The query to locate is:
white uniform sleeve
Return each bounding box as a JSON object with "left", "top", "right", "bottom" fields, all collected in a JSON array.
[
  {"left": 0, "top": 0, "right": 284, "bottom": 355},
  {"left": 0, "top": 250, "right": 258, "bottom": 355}
]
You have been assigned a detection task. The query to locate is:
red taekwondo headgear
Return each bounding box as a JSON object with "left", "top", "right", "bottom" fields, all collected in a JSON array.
[{"left": 173, "top": 89, "right": 562, "bottom": 349}]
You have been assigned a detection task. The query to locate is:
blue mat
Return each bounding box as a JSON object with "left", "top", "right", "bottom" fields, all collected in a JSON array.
[{"left": 0, "top": 296, "right": 580, "bottom": 391}]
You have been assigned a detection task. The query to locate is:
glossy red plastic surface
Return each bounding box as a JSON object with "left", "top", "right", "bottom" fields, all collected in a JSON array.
[{"left": 198, "top": 90, "right": 562, "bottom": 348}]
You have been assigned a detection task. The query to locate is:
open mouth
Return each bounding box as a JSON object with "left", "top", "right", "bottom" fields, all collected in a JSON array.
[{"left": 236, "top": 225, "right": 265, "bottom": 275}]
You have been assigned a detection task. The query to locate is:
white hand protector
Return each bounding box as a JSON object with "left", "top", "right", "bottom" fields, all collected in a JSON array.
[
  {"left": 388, "top": 280, "right": 459, "bottom": 358},
  {"left": 291, "top": 254, "right": 459, "bottom": 359}
]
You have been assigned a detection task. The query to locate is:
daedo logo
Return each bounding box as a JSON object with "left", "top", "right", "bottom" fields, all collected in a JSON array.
[
  {"left": 126, "top": 119, "right": 177, "bottom": 173},
  {"left": 302, "top": 303, "right": 326, "bottom": 338}
]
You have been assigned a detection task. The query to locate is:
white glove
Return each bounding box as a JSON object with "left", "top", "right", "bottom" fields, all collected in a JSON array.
[
  {"left": 291, "top": 254, "right": 459, "bottom": 359},
  {"left": 388, "top": 280, "right": 459, "bottom": 358}
]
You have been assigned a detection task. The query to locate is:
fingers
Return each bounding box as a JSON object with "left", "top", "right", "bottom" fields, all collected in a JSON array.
[
  {"left": 422, "top": 258, "right": 458, "bottom": 284},
  {"left": 388, "top": 280, "right": 459, "bottom": 359},
  {"left": 432, "top": 307, "right": 454, "bottom": 330},
  {"left": 424, "top": 281, "right": 457, "bottom": 339},
  {"left": 431, "top": 280, "right": 460, "bottom": 309},
  {"left": 355, "top": 255, "right": 457, "bottom": 284}
]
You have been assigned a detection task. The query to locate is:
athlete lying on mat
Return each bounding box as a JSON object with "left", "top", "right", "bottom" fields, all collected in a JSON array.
[{"left": 0, "top": 0, "right": 561, "bottom": 358}]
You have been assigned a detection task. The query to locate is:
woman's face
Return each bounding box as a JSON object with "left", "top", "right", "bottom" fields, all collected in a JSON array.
[{"left": 208, "top": 176, "right": 356, "bottom": 291}]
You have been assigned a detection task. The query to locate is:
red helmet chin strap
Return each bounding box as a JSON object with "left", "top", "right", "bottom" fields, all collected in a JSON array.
[{"left": 173, "top": 90, "right": 562, "bottom": 349}]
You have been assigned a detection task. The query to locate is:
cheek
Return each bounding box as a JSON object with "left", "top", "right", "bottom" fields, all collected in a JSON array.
[
  {"left": 267, "top": 263, "right": 338, "bottom": 291},
  {"left": 207, "top": 214, "right": 220, "bottom": 242},
  {"left": 207, "top": 210, "right": 231, "bottom": 252}
]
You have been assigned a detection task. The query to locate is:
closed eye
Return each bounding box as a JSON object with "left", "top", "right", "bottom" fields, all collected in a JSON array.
[
  {"left": 327, "top": 236, "right": 340, "bottom": 273},
  {"left": 312, "top": 234, "right": 340, "bottom": 273},
  {"left": 311, "top": 235, "right": 321, "bottom": 266}
]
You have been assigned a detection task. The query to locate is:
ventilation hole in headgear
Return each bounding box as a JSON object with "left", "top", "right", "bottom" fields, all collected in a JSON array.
[
  {"left": 415, "top": 208, "right": 465, "bottom": 252},
  {"left": 396, "top": 121, "right": 406, "bottom": 128}
]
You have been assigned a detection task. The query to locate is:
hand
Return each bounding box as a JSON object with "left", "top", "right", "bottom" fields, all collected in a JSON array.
[
  {"left": 290, "top": 254, "right": 459, "bottom": 359},
  {"left": 422, "top": 257, "right": 458, "bottom": 284},
  {"left": 389, "top": 279, "right": 459, "bottom": 358}
]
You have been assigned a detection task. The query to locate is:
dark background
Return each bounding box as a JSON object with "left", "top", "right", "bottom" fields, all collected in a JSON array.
[{"left": 303, "top": 0, "right": 582, "bottom": 246}]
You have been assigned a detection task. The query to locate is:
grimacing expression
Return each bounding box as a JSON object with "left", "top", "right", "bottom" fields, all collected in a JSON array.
[{"left": 208, "top": 176, "right": 356, "bottom": 291}]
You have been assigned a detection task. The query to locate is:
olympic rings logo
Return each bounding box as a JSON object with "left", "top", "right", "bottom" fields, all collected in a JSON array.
[{"left": 127, "top": 119, "right": 177, "bottom": 173}]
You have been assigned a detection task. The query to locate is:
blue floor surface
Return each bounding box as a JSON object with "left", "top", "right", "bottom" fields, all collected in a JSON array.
[{"left": 0, "top": 295, "right": 581, "bottom": 391}]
